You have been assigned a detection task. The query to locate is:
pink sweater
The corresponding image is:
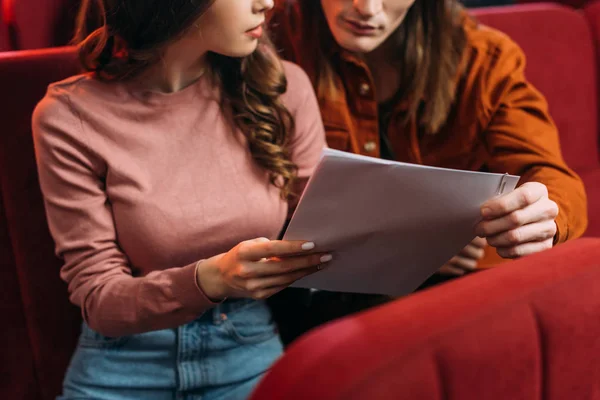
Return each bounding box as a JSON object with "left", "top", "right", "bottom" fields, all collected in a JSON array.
[{"left": 32, "top": 61, "right": 325, "bottom": 337}]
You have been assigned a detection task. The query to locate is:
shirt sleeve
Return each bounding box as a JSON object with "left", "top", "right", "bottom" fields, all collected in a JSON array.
[
  {"left": 481, "top": 40, "right": 588, "bottom": 243},
  {"left": 281, "top": 60, "right": 327, "bottom": 178},
  {"left": 32, "top": 88, "right": 218, "bottom": 337}
]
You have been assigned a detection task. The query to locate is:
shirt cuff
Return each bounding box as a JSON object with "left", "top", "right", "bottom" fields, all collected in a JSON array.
[
  {"left": 553, "top": 211, "right": 569, "bottom": 245},
  {"left": 194, "top": 260, "right": 227, "bottom": 304},
  {"left": 171, "top": 260, "right": 223, "bottom": 313}
]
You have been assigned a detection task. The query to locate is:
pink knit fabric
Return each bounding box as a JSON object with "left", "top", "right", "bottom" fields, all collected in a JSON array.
[{"left": 32, "top": 61, "right": 325, "bottom": 337}]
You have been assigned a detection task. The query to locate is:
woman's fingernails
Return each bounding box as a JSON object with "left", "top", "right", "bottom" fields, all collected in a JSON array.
[
  {"left": 302, "top": 242, "right": 315, "bottom": 250},
  {"left": 320, "top": 254, "right": 333, "bottom": 263},
  {"left": 481, "top": 207, "right": 491, "bottom": 218}
]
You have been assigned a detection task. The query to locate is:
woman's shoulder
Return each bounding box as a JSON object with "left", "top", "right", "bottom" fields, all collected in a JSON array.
[
  {"left": 282, "top": 60, "right": 311, "bottom": 90},
  {"left": 37, "top": 73, "right": 89, "bottom": 109},
  {"left": 37, "top": 73, "right": 120, "bottom": 114},
  {"left": 34, "top": 73, "right": 135, "bottom": 131},
  {"left": 280, "top": 60, "right": 315, "bottom": 110},
  {"left": 49, "top": 72, "right": 134, "bottom": 107},
  {"left": 33, "top": 74, "right": 87, "bottom": 128},
  {"left": 33, "top": 73, "right": 132, "bottom": 149}
]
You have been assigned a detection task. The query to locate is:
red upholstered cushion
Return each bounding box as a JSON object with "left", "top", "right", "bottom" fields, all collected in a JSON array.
[
  {"left": 0, "top": 190, "right": 40, "bottom": 400},
  {"left": 0, "top": 47, "right": 81, "bottom": 400},
  {"left": 585, "top": 0, "right": 600, "bottom": 40},
  {"left": 0, "top": 0, "right": 15, "bottom": 51},
  {"left": 251, "top": 238, "right": 600, "bottom": 399},
  {"left": 585, "top": 0, "right": 600, "bottom": 148},
  {"left": 518, "top": 0, "right": 590, "bottom": 9},
  {"left": 578, "top": 168, "right": 600, "bottom": 237},
  {"left": 11, "top": 0, "right": 80, "bottom": 50},
  {"left": 474, "top": 4, "right": 600, "bottom": 172}
]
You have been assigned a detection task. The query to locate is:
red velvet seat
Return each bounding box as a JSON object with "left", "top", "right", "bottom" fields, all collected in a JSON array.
[
  {"left": 0, "top": 0, "right": 80, "bottom": 50},
  {"left": 518, "top": 0, "right": 590, "bottom": 8},
  {"left": 473, "top": 4, "right": 600, "bottom": 237},
  {"left": 0, "top": 0, "right": 15, "bottom": 51},
  {"left": 1, "top": 4, "right": 600, "bottom": 400},
  {"left": 584, "top": 1, "right": 600, "bottom": 237},
  {"left": 0, "top": 47, "right": 80, "bottom": 400},
  {"left": 251, "top": 238, "right": 600, "bottom": 400}
]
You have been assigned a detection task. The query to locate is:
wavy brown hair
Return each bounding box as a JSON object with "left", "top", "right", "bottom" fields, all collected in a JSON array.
[
  {"left": 74, "top": 0, "right": 298, "bottom": 198},
  {"left": 282, "top": 0, "right": 466, "bottom": 135}
]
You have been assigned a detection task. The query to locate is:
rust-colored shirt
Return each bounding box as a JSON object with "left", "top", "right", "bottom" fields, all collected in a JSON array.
[{"left": 270, "top": 4, "right": 587, "bottom": 267}]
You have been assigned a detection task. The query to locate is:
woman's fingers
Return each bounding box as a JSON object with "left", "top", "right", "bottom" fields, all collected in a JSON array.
[
  {"left": 246, "top": 284, "right": 298, "bottom": 301},
  {"left": 237, "top": 238, "right": 317, "bottom": 261},
  {"left": 245, "top": 253, "right": 333, "bottom": 278},
  {"left": 243, "top": 263, "right": 328, "bottom": 299}
]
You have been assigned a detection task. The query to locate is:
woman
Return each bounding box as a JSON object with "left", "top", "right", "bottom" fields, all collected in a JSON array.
[
  {"left": 268, "top": 0, "right": 587, "bottom": 337},
  {"left": 32, "top": 0, "right": 329, "bottom": 398}
]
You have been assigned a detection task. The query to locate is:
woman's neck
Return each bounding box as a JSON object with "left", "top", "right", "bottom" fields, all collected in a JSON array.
[{"left": 138, "top": 39, "right": 209, "bottom": 94}]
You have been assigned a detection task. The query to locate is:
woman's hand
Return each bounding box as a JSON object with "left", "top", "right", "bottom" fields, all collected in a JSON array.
[
  {"left": 438, "top": 237, "right": 487, "bottom": 276},
  {"left": 475, "top": 182, "right": 559, "bottom": 259},
  {"left": 196, "top": 237, "right": 331, "bottom": 301}
]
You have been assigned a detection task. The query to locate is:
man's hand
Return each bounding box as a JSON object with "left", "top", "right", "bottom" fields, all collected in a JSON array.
[
  {"left": 438, "top": 237, "right": 487, "bottom": 276},
  {"left": 475, "top": 182, "right": 558, "bottom": 259}
]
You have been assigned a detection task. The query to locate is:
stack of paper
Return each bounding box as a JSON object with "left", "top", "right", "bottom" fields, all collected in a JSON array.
[{"left": 284, "top": 148, "right": 519, "bottom": 296}]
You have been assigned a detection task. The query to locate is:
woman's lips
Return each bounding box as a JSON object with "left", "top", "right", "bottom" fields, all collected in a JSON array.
[{"left": 246, "top": 25, "right": 263, "bottom": 39}]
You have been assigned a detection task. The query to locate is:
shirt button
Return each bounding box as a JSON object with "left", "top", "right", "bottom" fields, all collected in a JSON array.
[
  {"left": 364, "top": 141, "right": 377, "bottom": 152},
  {"left": 358, "top": 82, "right": 370, "bottom": 96}
]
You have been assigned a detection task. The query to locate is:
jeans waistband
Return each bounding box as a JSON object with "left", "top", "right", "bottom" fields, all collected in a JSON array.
[{"left": 198, "top": 298, "right": 261, "bottom": 324}]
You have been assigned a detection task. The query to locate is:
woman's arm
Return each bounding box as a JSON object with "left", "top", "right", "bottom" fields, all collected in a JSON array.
[
  {"left": 281, "top": 60, "right": 328, "bottom": 219},
  {"left": 32, "top": 90, "right": 219, "bottom": 337}
]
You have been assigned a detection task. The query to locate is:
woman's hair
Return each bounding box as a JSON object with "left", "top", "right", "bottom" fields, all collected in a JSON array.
[
  {"left": 300, "top": 0, "right": 467, "bottom": 135},
  {"left": 74, "top": 0, "right": 297, "bottom": 198}
]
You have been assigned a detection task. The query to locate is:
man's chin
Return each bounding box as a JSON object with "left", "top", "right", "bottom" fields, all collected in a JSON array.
[{"left": 337, "top": 36, "right": 383, "bottom": 55}]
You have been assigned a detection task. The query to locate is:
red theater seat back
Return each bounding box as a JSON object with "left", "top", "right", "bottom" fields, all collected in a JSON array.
[{"left": 0, "top": 47, "right": 81, "bottom": 400}]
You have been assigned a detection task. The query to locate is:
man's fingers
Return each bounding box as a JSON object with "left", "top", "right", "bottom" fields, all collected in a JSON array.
[
  {"left": 438, "top": 264, "right": 466, "bottom": 276},
  {"left": 471, "top": 236, "right": 488, "bottom": 248},
  {"left": 480, "top": 182, "right": 547, "bottom": 219},
  {"left": 475, "top": 198, "right": 558, "bottom": 238},
  {"left": 460, "top": 242, "right": 486, "bottom": 260},
  {"left": 496, "top": 238, "right": 554, "bottom": 259},
  {"left": 237, "top": 238, "right": 317, "bottom": 261},
  {"left": 487, "top": 220, "right": 557, "bottom": 248},
  {"left": 450, "top": 255, "right": 478, "bottom": 271}
]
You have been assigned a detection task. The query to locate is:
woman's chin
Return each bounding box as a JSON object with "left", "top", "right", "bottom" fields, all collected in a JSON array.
[{"left": 217, "top": 42, "right": 259, "bottom": 58}]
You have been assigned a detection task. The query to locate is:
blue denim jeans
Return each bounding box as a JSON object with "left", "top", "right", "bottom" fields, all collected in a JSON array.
[{"left": 58, "top": 299, "right": 283, "bottom": 400}]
